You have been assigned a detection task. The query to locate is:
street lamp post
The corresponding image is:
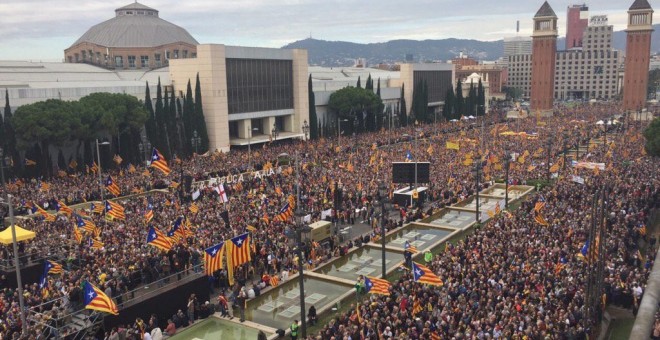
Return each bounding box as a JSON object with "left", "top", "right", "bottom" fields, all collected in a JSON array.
[
  {"left": 96, "top": 139, "right": 110, "bottom": 202},
  {"left": 546, "top": 137, "right": 553, "bottom": 181},
  {"left": 377, "top": 184, "right": 390, "bottom": 278},
  {"left": 247, "top": 125, "right": 259, "bottom": 171},
  {"left": 0, "top": 147, "right": 27, "bottom": 334},
  {"left": 293, "top": 151, "right": 309, "bottom": 338},
  {"left": 138, "top": 133, "right": 152, "bottom": 166},
  {"left": 563, "top": 132, "right": 569, "bottom": 170},
  {"left": 504, "top": 147, "right": 510, "bottom": 210},
  {"left": 191, "top": 130, "right": 201, "bottom": 154},
  {"left": 474, "top": 155, "right": 481, "bottom": 223}
]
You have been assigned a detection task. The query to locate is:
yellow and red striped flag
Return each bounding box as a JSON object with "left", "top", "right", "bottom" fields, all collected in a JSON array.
[
  {"left": 227, "top": 233, "right": 251, "bottom": 268},
  {"left": 147, "top": 226, "right": 173, "bottom": 252},
  {"left": 365, "top": 276, "right": 391, "bottom": 296},
  {"left": 105, "top": 176, "right": 121, "bottom": 197},
  {"left": 105, "top": 200, "right": 126, "bottom": 220},
  {"left": 150, "top": 148, "right": 171, "bottom": 175},
  {"left": 189, "top": 202, "right": 199, "bottom": 214},
  {"left": 204, "top": 242, "right": 225, "bottom": 276},
  {"left": 44, "top": 260, "right": 63, "bottom": 275},
  {"left": 83, "top": 281, "right": 118, "bottom": 315},
  {"left": 412, "top": 262, "right": 443, "bottom": 286},
  {"left": 55, "top": 200, "right": 73, "bottom": 216}
]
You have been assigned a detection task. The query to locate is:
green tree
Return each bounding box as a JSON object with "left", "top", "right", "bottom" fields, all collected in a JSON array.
[
  {"left": 57, "top": 149, "right": 66, "bottom": 170},
  {"left": 183, "top": 80, "right": 195, "bottom": 155},
  {"left": 12, "top": 99, "right": 79, "bottom": 176},
  {"left": 356, "top": 76, "right": 361, "bottom": 89},
  {"left": 144, "top": 81, "right": 156, "bottom": 150},
  {"left": 400, "top": 84, "right": 407, "bottom": 127},
  {"left": 163, "top": 86, "right": 173, "bottom": 156},
  {"left": 194, "top": 73, "right": 209, "bottom": 153},
  {"left": 644, "top": 117, "right": 660, "bottom": 157},
  {"left": 376, "top": 78, "right": 381, "bottom": 98},
  {"left": 153, "top": 77, "right": 168, "bottom": 156},
  {"left": 648, "top": 69, "right": 660, "bottom": 98},
  {"left": 328, "top": 86, "right": 383, "bottom": 132},
  {"left": 365, "top": 74, "right": 373, "bottom": 91},
  {"left": 4, "top": 89, "right": 18, "bottom": 173},
  {"left": 308, "top": 74, "right": 319, "bottom": 139},
  {"left": 503, "top": 86, "right": 522, "bottom": 101},
  {"left": 442, "top": 87, "right": 455, "bottom": 121},
  {"left": 455, "top": 80, "right": 464, "bottom": 117}
]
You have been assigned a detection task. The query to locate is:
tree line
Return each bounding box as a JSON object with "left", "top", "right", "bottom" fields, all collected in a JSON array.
[{"left": 0, "top": 73, "right": 209, "bottom": 178}]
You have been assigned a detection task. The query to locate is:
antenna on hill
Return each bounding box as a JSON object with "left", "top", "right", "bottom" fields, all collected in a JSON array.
[
  {"left": 516, "top": 20, "right": 520, "bottom": 35},
  {"left": 309, "top": 32, "right": 312, "bottom": 39}
]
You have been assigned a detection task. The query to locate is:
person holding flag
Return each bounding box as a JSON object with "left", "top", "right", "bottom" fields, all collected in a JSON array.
[{"left": 151, "top": 148, "right": 171, "bottom": 175}]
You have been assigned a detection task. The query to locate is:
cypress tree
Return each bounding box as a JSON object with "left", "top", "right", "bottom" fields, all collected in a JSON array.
[
  {"left": 194, "top": 73, "right": 209, "bottom": 153},
  {"left": 308, "top": 74, "right": 319, "bottom": 140},
  {"left": 143, "top": 81, "right": 156, "bottom": 148},
  {"left": 376, "top": 78, "right": 381, "bottom": 98},
  {"left": 400, "top": 84, "right": 408, "bottom": 127},
  {"left": 182, "top": 79, "right": 195, "bottom": 155},
  {"left": 154, "top": 77, "right": 166, "bottom": 153},
  {"left": 356, "top": 76, "right": 361, "bottom": 89},
  {"left": 175, "top": 97, "right": 185, "bottom": 156},
  {"left": 468, "top": 80, "right": 476, "bottom": 117},
  {"left": 160, "top": 87, "right": 173, "bottom": 159},
  {"left": 455, "top": 80, "right": 464, "bottom": 117},
  {"left": 57, "top": 149, "right": 66, "bottom": 170},
  {"left": 365, "top": 74, "right": 373, "bottom": 91},
  {"left": 4, "top": 89, "right": 18, "bottom": 172}
]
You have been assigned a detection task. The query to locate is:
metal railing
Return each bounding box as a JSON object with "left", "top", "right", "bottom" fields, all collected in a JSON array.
[{"left": 0, "top": 249, "right": 67, "bottom": 271}]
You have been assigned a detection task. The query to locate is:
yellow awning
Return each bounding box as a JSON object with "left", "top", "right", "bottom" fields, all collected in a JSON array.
[{"left": 0, "top": 225, "right": 36, "bottom": 244}]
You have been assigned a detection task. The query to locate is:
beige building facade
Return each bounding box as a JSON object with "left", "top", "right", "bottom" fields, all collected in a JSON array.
[{"left": 169, "top": 44, "right": 309, "bottom": 152}]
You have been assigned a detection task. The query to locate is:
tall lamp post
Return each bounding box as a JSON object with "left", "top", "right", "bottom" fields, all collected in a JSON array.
[
  {"left": 138, "top": 133, "right": 152, "bottom": 166},
  {"left": 191, "top": 130, "right": 201, "bottom": 154},
  {"left": 0, "top": 147, "right": 27, "bottom": 334},
  {"left": 96, "top": 139, "right": 110, "bottom": 202},
  {"left": 247, "top": 125, "right": 259, "bottom": 170},
  {"left": 293, "top": 151, "right": 310, "bottom": 338},
  {"left": 562, "top": 132, "right": 569, "bottom": 170},
  {"left": 473, "top": 154, "right": 482, "bottom": 223},
  {"left": 545, "top": 137, "right": 553, "bottom": 181},
  {"left": 503, "top": 147, "right": 510, "bottom": 209},
  {"left": 377, "top": 184, "right": 391, "bottom": 278}
]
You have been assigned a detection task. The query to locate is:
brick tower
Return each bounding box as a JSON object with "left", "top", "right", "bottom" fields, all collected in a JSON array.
[
  {"left": 531, "top": 1, "right": 558, "bottom": 115},
  {"left": 623, "top": 0, "right": 654, "bottom": 111}
]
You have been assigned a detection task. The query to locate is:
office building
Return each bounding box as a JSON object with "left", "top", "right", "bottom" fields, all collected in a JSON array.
[
  {"left": 566, "top": 4, "right": 589, "bottom": 50},
  {"left": 169, "top": 44, "right": 309, "bottom": 152}
]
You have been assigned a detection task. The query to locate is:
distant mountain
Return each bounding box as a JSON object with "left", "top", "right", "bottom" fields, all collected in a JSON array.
[
  {"left": 282, "top": 38, "right": 503, "bottom": 66},
  {"left": 282, "top": 24, "right": 660, "bottom": 67}
]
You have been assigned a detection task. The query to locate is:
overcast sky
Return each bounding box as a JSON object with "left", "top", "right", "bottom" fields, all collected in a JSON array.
[{"left": 0, "top": 0, "right": 639, "bottom": 61}]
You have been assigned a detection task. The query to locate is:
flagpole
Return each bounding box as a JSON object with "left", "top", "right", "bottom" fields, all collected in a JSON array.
[{"left": 7, "top": 194, "right": 27, "bottom": 334}]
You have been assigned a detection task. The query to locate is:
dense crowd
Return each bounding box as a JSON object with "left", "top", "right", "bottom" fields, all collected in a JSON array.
[
  {"left": 312, "top": 110, "right": 659, "bottom": 339},
  {"left": 0, "top": 103, "right": 656, "bottom": 339}
]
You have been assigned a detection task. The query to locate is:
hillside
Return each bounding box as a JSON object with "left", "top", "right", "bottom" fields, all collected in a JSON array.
[{"left": 282, "top": 24, "right": 660, "bottom": 66}]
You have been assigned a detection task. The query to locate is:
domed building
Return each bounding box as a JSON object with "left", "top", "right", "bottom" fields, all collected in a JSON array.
[{"left": 64, "top": 2, "right": 198, "bottom": 69}]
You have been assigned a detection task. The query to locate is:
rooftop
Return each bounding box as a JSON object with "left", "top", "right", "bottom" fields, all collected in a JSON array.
[
  {"left": 535, "top": 1, "right": 557, "bottom": 18},
  {"left": 629, "top": 0, "right": 652, "bottom": 11}
]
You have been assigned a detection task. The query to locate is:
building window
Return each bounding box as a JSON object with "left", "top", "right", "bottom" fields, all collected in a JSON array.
[
  {"left": 81, "top": 50, "right": 87, "bottom": 60},
  {"left": 115, "top": 56, "right": 123, "bottom": 68},
  {"left": 68, "top": 56, "right": 73, "bottom": 63},
  {"left": 140, "top": 56, "right": 149, "bottom": 68},
  {"left": 155, "top": 54, "right": 161, "bottom": 67},
  {"left": 173, "top": 50, "right": 179, "bottom": 59},
  {"left": 128, "top": 55, "right": 136, "bottom": 68},
  {"left": 96, "top": 52, "right": 101, "bottom": 63},
  {"left": 183, "top": 50, "right": 188, "bottom": 58}
]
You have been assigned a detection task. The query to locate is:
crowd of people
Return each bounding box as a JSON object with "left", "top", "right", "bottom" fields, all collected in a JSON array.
[{"left": 0, "top": 103, "right": 656, "bottom": 339}]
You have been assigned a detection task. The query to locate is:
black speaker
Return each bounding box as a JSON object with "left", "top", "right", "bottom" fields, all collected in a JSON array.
[{"left": 392, "top": 162, "right": 430, "bottom": 183}]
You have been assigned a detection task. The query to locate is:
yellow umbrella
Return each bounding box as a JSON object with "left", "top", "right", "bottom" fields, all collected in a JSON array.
[{"left": 0, "top": 225, "right": 36, "bottom": 244}]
